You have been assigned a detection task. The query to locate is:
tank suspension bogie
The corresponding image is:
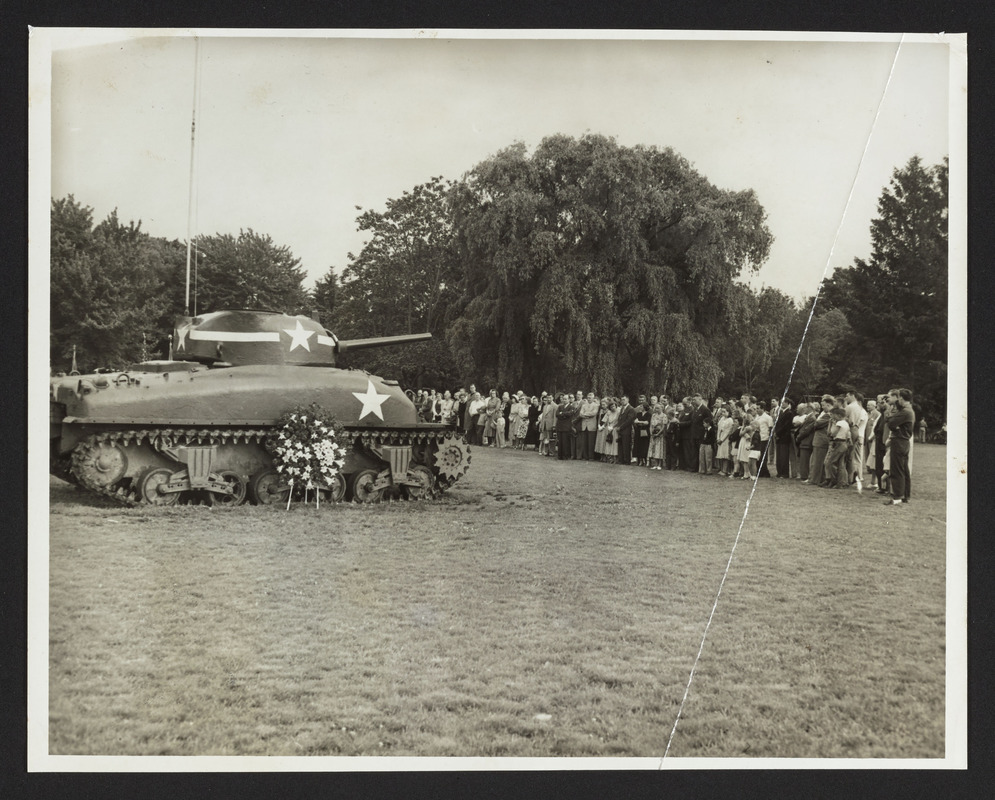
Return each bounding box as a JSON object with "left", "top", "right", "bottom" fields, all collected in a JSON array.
[
  {"left": 135, "top": 467, "right": 181, "bottom": 506},
  {"left": 63, "top": 426, "right": 470, "bottom": 507},
  {"left": 350, "top": 469, "right": 386, "bottom": 504},
  {"left": 403, "top": 464, "right": 437, "bottom": 500},
  {"left": 248, "top": 469, "right": 289, "bottom": 506}
]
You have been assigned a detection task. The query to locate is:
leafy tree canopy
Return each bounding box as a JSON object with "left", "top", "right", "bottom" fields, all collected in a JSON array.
[
  {"left": 327, "top": 176, "right": 462, "bottom": 385},
  {"left": 446, "top": 134, "right": 774, "bottom": 397},
  {"left": 50, "top": 197, "right": 179, "bottom": 371},
  {"left": 189, "top": 229, "right": 309, "bottom": 316},
  {"left": 50, "top": 197, "right": 311, "bottom": 372}
]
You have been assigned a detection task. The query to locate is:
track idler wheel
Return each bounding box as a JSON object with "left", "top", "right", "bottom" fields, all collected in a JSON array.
[{"left": 74, "top": 440, "right": 129, "bottom": 488}]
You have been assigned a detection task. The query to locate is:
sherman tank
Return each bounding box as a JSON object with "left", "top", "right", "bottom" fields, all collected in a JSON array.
[{"left": 49, "top": 309, "right": 471, "bottom": 506}]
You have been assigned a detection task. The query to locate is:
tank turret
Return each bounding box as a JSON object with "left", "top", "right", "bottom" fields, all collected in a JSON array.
[
  {"left": 50, "top": 309, "right": 470, "bottom": 507},
  {"left": 172, "top": 310, "right": 432, "bottom": 367}
]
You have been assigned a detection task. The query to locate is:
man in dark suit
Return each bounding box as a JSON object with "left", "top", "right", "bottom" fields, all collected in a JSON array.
[
  {"left": 678, "top": 398, "right": 695, "bottom": 471},
  {"left": 690, "top": 393, "right": 712, "bottom": 473},
  {"left": 555, "top": 393, "right": 576, "bottom": 460},
  {"left": 773, "top": 398, "right": 795, "bottom": 478},
  {"left": 571, "top": 388, "right": 585, "bottom": 459},
  {"left": 615, "top": 395, "right": 637, "bottom": 466}
]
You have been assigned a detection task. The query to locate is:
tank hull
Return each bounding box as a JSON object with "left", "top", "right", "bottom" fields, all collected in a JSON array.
[{"left": 50, "top": 364, "right": 469, "bottom": 505}]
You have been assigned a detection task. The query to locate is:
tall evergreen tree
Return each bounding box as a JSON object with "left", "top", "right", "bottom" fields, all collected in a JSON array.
[
  {"left": 310, "top": 270, "right": 338, "bottom": 328},
  {"left": 819, "top": 156, "right": 947, "bottom": 413}
]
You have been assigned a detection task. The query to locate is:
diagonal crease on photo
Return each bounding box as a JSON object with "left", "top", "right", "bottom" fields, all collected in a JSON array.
[{"left": 661, "top": 34, "right": 907, "bottom": 763}]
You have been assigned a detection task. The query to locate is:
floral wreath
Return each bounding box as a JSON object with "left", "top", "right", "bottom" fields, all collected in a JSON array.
[{"left": 264, "top": 403, "right": 348, "bottom": 505}]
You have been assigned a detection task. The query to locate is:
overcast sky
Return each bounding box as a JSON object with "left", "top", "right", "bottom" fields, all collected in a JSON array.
[{"left": 45, "top": 31, "right": 952, "bottom": 303}]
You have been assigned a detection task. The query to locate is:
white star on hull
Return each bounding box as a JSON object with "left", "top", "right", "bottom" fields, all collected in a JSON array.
[{"left": 352, "top": 379, "right": 391, "bottom": 421}]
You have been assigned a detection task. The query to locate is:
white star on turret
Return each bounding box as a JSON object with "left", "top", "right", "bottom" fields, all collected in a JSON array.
[
  {"left": 352, "top": 379, "right": 391, "bottom": 421},
  {"left": 283, "top": 320, "right": 315, "bottom": 352}
]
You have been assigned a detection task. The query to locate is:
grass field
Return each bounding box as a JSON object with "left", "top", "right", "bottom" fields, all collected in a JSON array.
[{"left": 47, "top": 443, "right": 948, "bottom": 758}]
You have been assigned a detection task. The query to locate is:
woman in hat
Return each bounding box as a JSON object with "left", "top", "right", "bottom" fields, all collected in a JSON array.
[
  {"left": 648, "top": 402, "right": 667, "bottom": 470},
  {"left": 602, "top": 398, "right": 620, "bottom": 464},
  {"left": 510, "top": 393, "right": 530, "bottom": 449}
]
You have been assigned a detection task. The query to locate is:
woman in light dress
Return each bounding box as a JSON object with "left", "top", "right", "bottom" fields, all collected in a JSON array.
[
  {"left": 602, "top": 399, "right": 620, "bottom": 464},
  {"left": 438, "top": 390, "right": 456, "bottom": 426},
  {"left": 647, "top": 403, "right": 667, "bottom": 470},
  {"left": 594, "top": 397, "right": 610, "bottom": 460},
  {"left": 714, "top": 407, "right": 734, "bottom": 476},
  {"left": 510, "top": 393, "right": 530, "bottom": 449},
  {"left": 734, "top": 412, "right": 753, "bottom": 478}
]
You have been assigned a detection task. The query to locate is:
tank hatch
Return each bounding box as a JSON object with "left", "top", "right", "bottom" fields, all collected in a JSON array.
[{"left": 173, "top": 310, "right": 337, "bottom": 366}]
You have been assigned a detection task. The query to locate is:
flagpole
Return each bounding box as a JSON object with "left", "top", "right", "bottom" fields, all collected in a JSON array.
[{"left": 184, "top": 36, "right": 201, "bottom": 316}]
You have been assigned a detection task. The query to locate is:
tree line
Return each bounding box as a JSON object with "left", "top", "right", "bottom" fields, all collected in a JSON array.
[{"left": 50, "top": 135, "right": 948, "bottom": 422}]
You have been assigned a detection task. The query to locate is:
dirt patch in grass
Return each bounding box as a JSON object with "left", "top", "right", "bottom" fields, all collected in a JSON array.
[{"left": 48, "top": 445, "right": 947, "bottom": 758}]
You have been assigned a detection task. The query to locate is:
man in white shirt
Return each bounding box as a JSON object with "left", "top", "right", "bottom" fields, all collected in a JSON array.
[
  {"left": 578, "top": 392, "right": 601, "bottom": 461},
  {"left": 467, "top": 391, "right": 486, "bottom": 445},
  {"left": 755, "top": 401, "right": 774, "bottom": 477},
  {"left": 845, "top": 391, "right": 869, "bottom": 492}
]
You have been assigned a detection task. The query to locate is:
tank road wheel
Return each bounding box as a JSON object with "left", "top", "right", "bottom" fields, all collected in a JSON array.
[
  {"left": 310, "top": 475, "right": 344, "bottom": 505},
  {"left": 403, "top": 465, "right": 436, "bottom": 500},
  {"left": 325, "top": 473, "right": 347, "bottom": 503},
  {"left": 432, "top": 433, "right": 471, "bottom": 489},
  {"left": 208, "top": 471, "right": 248, "bottom": 507},
  {"left": 351, "top": 469, "right": 383, "bottom": 504},
  {"left": 136, "top": 467, "right": 180, "bottom": 506},
  {"left": 248, "top": 469, "right": 291, "bottom": 506}
]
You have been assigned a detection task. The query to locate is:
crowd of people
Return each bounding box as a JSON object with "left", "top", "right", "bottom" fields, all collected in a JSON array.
[{"left": 412, "top": 384, "right": 920, "bottom": 506}]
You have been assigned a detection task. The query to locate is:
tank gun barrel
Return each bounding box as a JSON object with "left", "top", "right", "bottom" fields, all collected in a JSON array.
[{"left": 335, "top": 332, "right": 432, "bottom": 354}]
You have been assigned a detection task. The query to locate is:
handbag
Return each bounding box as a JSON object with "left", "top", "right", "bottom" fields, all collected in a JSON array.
[{"left": 606, "top": 431, "right": 614, "bottom": 444}]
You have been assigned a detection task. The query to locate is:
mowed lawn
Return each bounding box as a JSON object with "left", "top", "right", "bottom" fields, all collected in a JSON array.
[{"left": 47, "top": 443, "right": 948, "bottom": 758}]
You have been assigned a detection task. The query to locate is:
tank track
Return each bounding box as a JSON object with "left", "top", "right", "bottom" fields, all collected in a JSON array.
[{"left": 68, "top": 426, "right": 470, "bottom": 507}]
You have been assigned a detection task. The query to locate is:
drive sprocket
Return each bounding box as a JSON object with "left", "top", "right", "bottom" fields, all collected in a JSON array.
[{"left": 432, "top": 432, "right": 471, "bottom": 488}]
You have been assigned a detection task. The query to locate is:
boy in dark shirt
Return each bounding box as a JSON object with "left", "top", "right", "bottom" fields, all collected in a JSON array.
[
  {"left": 699, "top": 417, "right": 716, "bottom": 475},
  {"left": 885, "top": 388, "right": 916, "bottom": 505}
]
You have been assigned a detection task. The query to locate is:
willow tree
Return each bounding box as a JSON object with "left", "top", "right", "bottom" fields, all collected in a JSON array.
[{"left": 447, "top": 134, "right": 773, "bottom": 396}]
